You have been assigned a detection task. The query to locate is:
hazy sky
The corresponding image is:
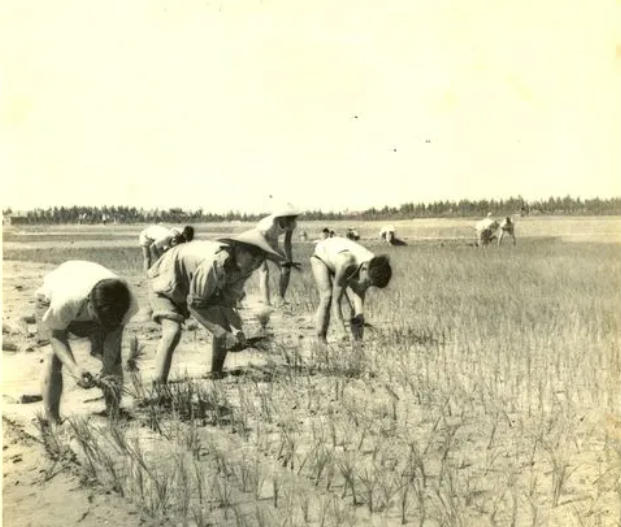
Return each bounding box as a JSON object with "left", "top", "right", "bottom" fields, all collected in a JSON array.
[{"left": 1, "top": 0, "right": 620, "bottom": 214}]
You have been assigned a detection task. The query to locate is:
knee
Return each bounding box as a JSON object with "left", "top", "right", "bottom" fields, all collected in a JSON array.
[{"left": 161, "top": 320, "right": 182, "bottom": 343}]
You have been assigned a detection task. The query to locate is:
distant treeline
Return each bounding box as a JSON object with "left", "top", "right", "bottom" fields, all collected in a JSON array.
[{"left": 3, "top": 196, "right": 621, "bottom": 225}]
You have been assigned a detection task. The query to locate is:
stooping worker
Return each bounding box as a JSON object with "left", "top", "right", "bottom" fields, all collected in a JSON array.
[
  {"left": 138, "top": 224, "right": 195, "bottom": 273},
  {"left": 498, "top": 216, "right": 516, "bottom": 245},
  {"left": 310, "top": 237, "right": 392, "bottom": 343},
  {"left": 147, "top": 232, "right": 286, "bottom": 383},
  {"left": 475, "top": 216, "right": 500, "bottom": 247},
  {"left": 35, "top": 261, "right": 139, "bottom": 424},
  {"left": 379, "top": 225, "right": 396, "bottom": 245},
  {"left": 255, "top": 203, "right": 300, "bottom": 307}
]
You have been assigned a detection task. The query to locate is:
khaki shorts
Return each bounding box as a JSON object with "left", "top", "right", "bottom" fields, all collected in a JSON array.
[{"left": 147, "top": 287, "right": 189, "bottom": 324}]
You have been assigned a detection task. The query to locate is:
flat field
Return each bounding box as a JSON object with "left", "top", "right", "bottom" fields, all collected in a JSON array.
[{"left": 2, "top": 216, "right": 620, "bottom": 527}]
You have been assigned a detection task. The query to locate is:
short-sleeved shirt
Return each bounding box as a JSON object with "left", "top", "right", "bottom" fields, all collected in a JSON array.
[
  {"left": 148, "top": 240, "right": 252, "bottom": 310},
  {"left": 380, "top": 225, "right": 396, "bottom": 237},
  {"left": 256, "top": 215, "right": 296, "bottom": 250},
  {"left": 475, "top": 218, "right": 500, "bottom": 234},
  {"left": 35, "top": 261, "right": 139, "bottom": 331},
  {"left": 139, "top": 224, "right": 181, "bottom": 250},
  {"left": 313, "top": 237, "right": 375, "bottom": 273}
]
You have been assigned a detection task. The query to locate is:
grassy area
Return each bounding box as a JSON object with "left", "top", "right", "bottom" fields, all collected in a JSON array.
[{"left": 9, "top": 218, "right": 621, "bottom": 525}]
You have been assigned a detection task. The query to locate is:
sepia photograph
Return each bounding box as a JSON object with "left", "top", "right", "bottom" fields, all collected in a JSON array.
[{"left": 2, "top": 0, "right": 620, "bottom": 525}]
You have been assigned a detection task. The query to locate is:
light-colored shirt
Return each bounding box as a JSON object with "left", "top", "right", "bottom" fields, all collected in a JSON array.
[
  {"left": 380, "top": 225, "right": 396, "bottom": 237},
  {"left": 313, "top": 237, "right": 375, "bottom": 273},
  {"left": 139, "top": 224, "right": 181, "bottom": 250},
  {"left": 148, "top": 240, "right": 252, "bottom": 309},
  {"left": 36, "top": 261, "right": 139, "bottom": 330},
  {"left": 475, "top": 218, "right": 500, "bottom": 234}
]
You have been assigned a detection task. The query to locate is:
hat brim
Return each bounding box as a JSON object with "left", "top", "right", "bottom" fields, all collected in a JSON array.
[
  {"left": 272, "top": 210, "right": 300, "bottom": 218},
  {"left": 218, "top": 230, "right": 286, "bottom": 262}
]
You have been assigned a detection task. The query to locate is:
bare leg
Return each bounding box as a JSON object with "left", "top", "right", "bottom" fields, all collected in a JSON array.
[
  {"left": 153, "top": 319, "right": 182, "bottom": 384},
  {"left": 41, "top": 350, "right": 64, "bottom": 424},
  {"left": 310, "top": 257, "right": 333, "bottom": 342},
  {"left": 258, "top": 260, "right": 271, "bottom": 305},
  {"left": 278, "top": 265, "right": 292, "bottom": 303},
  {"left": 211, "top": 334, "right": 228, "bottom": 376}
]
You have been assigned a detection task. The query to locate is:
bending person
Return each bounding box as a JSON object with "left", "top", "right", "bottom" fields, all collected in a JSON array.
[
  {"left": 36, "top": 261, "right": 139, "bottom": 424},
  {"left": 255, "top": 204, "right": 300, "bottom": 306},
  {"left": 139, "top": 224, "right": 195, "bottom": 273},
  {"left": 148, "top": 232, "right": 285, "bottom": 383},
  {"left": 311, "top": 237, "right": 392, "bottom": 343}
]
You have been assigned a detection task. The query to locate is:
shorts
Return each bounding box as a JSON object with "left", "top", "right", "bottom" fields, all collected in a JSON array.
[{"left": 147, "top": 287, "right": 189, "bottom": 324}]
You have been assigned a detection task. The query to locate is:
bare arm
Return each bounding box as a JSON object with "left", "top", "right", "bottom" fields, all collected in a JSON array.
[
  {"left": 330, "top": 254, "right": 357, "bottom": 336},
  {"left": 189, "top": 306, "right": 230, "bottom": 338},
  {"left": 50, "top": 329, "right": 93, "bottom": 386},
  {"left": 283, "top": 229, "right": 294, "bottom": 262},
  {"left": 50, "top": 330, "right": 79, "bottom": 373}
]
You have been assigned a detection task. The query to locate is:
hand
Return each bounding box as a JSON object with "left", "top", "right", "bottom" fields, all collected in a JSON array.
[
  {"left": 232, "top": 330, "right": 247, "bottom": 347},
  {"left": 350, "top": 314, "right": 365, "bottom": 328},
  {"left": 75, "top": 369, "right": 95, "bottom": 389}
]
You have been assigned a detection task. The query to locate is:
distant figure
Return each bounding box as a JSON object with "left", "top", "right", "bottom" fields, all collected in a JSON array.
[
  {"left": 255, "top": 203, "right": 300, "bottom": 307},
  {"left": 379, "top": 225, "right": 396, "bottom": 245},
  {"left": 311, "top": 237, "right": 392, "bottom": 343},
  {"left": 321, "top": 228, "right": 331, "bottom": 240},
  {"left": 346, "top": 228, "right": 360, "bottom": 241},
  {"left": 475, "top": 217, "right": 501, "bottom": 247},
  {"left": 498, "top": 217, "right": 516, "bottom": 245},
  {"left": 299, "top": 229, "right": 309, "bottom": 242},
  {"left": 329, "top": 229, "right": 337, "bottom": 238},
  {"left": 139, "top": 224, "right": 195, "bottom": 273},
  {"left": 35, "top": 261, "right": 139, "bottom": 424}
]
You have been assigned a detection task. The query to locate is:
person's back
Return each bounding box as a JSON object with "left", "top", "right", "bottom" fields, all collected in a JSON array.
[
  {"left": 139, "top": 225, "right": 170, "bottom": 246},
  {"left": 475, "top": 217, "right": 499, "bottom": 233},
  {"left": 314, "top": 237, "right": 375, "bottom": 272}
]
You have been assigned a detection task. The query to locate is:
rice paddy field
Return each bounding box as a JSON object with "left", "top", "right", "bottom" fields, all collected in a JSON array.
[{"left": 2, "top": 215, "right": 621, "bottom": 527}]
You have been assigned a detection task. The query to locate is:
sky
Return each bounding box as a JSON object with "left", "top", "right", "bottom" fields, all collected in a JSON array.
[{"left": 1, "top": 0, "right": 620, "bottom": 214}]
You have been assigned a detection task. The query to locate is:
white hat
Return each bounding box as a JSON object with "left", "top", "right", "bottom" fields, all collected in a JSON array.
[
  {"left": 272, "top": 202, "right": 300, "bottom": 218},
  {"left": 218, "top": 230, "right": 286, "bottom": 262}
]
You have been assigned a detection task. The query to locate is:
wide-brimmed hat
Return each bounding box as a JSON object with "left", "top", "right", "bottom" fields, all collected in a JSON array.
[
  {"left": 219, "top": 230, "right": 286, "bottom": 262},
  {"left": 272, "top": 202, "right": 300, "bottom": 218}
]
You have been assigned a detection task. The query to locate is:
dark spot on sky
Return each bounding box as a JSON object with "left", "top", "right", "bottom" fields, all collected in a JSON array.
[
  {"left": 425, "top": 139, "right": 431, "bottom": 143},
  {"left": 392, "top": 148, "right": 397, "bottom": 152}
]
